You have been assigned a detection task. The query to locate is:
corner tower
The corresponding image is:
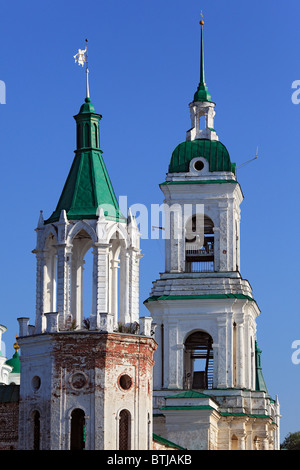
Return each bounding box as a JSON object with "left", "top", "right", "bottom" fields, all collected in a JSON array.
[{"left": 145, "top": 16, "right": 280, "bottom": 451}]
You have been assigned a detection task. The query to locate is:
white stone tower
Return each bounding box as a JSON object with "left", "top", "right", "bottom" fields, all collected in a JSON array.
[
  {"left": 145, "top": 16, "right": 280, "bottom": 450},
  {"left": 17, "top": 93, "right": 156, "bottom": 450}
]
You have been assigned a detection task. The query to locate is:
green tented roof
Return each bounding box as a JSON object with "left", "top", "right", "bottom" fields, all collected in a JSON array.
[
  {"left": 45, "top": 150, "right": 125, "bottom": 223},
  {"left": 45, "top": 98, "right": 125, "bottom": 224},
  {"left": 168, "top": 139, "right": 236, "bottom": 174}
]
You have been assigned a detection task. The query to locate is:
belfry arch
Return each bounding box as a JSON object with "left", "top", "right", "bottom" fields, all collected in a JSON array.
[
  {"left": 184, "top": 330, "right": 213, "bottom": 390},
  {"left": 70, "top": 229, "right": 93, "bottom": 327},
  {"left": 185, "top": 214, "right": 214, "bottom": 272}
]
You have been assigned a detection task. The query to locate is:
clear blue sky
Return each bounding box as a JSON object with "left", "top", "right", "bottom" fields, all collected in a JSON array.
[{"left": 1, "top": 0, "right": 300, "bottom": 443}]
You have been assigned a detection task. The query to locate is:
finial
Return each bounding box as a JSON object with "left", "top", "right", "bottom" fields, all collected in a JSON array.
[
  {"left": 200, "top": 10, "right": 204, "bottom": 28},
  {"left": 14, "top": 335, "right": 19, "bottom": 353}
]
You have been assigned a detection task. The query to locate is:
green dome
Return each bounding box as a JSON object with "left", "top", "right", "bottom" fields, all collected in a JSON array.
[
  {"left": 5, "top": 351, "right": 20, "bottom": 374},
  {"left": 168, "top": 139, "right": 236, "bottom": 174}
]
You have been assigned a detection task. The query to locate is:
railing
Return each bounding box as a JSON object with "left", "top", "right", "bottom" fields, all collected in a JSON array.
[
  {"left": 185, "top": 244, "right": 214, "bottom": 256},
  {"left": 185, "top": 242, "right": 214, "bottom": 273},
  {"left": 186, "top": 260, "right": 214, "bottom": 273}
]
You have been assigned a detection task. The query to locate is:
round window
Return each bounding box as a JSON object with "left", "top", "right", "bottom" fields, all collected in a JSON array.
[
  {"left": 119, "top": 374, "right": 132, "bottom": 391},
  {"left": 70, "top": 372, "right": 87, "bottom": 390},
  {"left": 194, "top": 160, "right": 204, "bottom": 171}
]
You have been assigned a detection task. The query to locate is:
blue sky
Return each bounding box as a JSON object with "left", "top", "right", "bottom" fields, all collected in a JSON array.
[{"left": 1, "top": 0, "right": 300, "bottom": 443}]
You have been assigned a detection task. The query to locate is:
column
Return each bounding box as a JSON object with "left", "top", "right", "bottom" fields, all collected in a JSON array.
[
  {"left": 111, "top": 258, "right": 119, "bottom": 328},
  {"left": 219, "top": 202, "right": 229, "bottom": 271},
  {"left": 119, "top": 248, "right": 130, "bottom": 325},
  {"left": 34, "top": 249, "right": 47, "bottom": 333},
  {"left": 92, "top": 242, "right": 110, "bottom": 329},
  {"left": 236, "top": 315, "right": 245, "bottom": 388},
  {"left": 56, "top": 243, "right": 71, "bottom": 328},
  {"left": 216, "top": 317, "right": 228, "bottom": 388}
]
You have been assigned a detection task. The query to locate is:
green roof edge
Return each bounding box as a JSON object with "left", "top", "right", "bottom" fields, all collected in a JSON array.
[
  {"left": 161, "top": 179, "right": 237, "bottom": 185},
  {"left": 153, "top": 433, "right": 186, "bottom": 450},
  {"left": 145, "top": 293, "right": 255, "bottom": 303}
]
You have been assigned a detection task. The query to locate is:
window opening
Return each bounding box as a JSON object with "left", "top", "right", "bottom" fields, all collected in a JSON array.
[
  {"left": 70, "top": 408, "right": 85, "bottom": 450},
  {"left": 33, "top": 410, "right": 40, "bottom": 450},
  {"left": 119, "top": 409, "right": 131, "bottom": 450},
  {"left": 185, "top": 215, "right": 214, "bottom": 272},
  {"left": 184, "top": 331, "right": 213, "bottom": 389}
]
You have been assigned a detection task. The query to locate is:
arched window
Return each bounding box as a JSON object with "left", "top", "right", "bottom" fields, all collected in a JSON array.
[
  {"left": 94, "top": 123, "right": 98, "bottom": 148},
  {"left": 44, "top": 234, "right": 57, "bottom": 313},
  {"left": 184, "top": 331, "right": 213, "bottom": 389},
  {"left": 185, "top": 215, "right": 214, "bottom": 272},
  {"left": 84, "top": 123, "right": 90, "bottom": 147},
  {"left": 33, "top": 410, "right": 40, "bottom": 450},
  {"left": 77, "top": 123, "right": 82, "bottom": 149},
  {"left": 119, "top": 409, "right": 131, "bottom": 450},
  {"left": 70, "top": 230, "right": 93, "bottom": 327},
  {"left": 70, "top": 408, "right": 85, "bottom": 450}
]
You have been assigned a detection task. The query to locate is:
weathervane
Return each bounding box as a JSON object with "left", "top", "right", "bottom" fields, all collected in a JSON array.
[
  {"left": 200, "top": 10, "right": 204, "bottom": 29},
  {"left": 73, "top": 39, "right": 90, "bottom": 99}
]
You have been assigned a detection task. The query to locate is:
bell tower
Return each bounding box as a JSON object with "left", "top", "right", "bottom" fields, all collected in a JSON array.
[
  {"left": 145, "top": 15, "right": 280, "bottom": 451},
  {"left": 17, "top": 74, "right": 156, "bottom": 449}
]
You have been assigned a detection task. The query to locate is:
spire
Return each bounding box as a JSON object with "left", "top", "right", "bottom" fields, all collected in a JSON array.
[{"left": 193, "top": 12, "right": 212, "bottom": 103}]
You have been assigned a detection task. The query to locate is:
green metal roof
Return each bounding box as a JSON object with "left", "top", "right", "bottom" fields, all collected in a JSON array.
[
  {"left": 145, "top": 293, "right": 254, "bottom": 303},
  {"left": 165, "top": 390, "right": 210, "bottom": 399},
  {"left": 255, "top": 341, "right": 269, "bottom": 394},
  {"left": 153, "top": 433, "right": 186, "bottom": 450},
  {"left": 168, "top": 139, "right": 236, "bottom": 174},
  {"left": 45, "top": 98, "right": 125, "bottom": 224},
  {"left": 5, "top": 351, "right": 20, "bottom": 374}
]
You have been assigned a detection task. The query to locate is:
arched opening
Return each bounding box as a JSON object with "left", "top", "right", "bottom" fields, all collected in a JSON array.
[
  {"left": 185, "top": 215, "right": 214, "bottom": 272},
  {"left": 84, "top": 123, "right": 90, "bottom": 147},
  {"left": 44, "top": 234, "right": 57, "bottom": 313},
  {"left": 109, "top": 235, "right": 121, "bottom": 328},
  {"left": 119, "top": 409, "right": 131, "bottom": 450},
  {"left": 94, "top": 123, "right": 98, "bottom": 148},
  {"left": 70, "top": 408, "right": 85, "bottom": 450},
  {"left": 32, "top": 410, "right": 40, "bottom": 450},
  {"left": 231, "top": 434, "right": 238, "bottom": 450},
  {"left": 184, "top": 331, "right": 213, "bottom": 389},
  {"left": 71, "top": 229, "right": 93, "bottom": 327},
  {"left": 77, "top": 123, "right": 82, "bottom": 148}
]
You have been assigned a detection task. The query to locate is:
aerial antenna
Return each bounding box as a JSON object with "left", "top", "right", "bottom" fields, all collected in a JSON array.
[{"left": 237, "top": 146, "right": 259, "bottom": 168}]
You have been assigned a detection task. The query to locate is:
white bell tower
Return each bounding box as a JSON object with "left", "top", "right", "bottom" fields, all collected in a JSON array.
[{"left": 145, "top": 15, "right": 280, "bottom": 451}]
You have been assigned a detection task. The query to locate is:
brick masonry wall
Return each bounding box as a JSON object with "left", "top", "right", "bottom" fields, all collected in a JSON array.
[{"left": 0, "top": 402, "right": 19, "bottom": 450}]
